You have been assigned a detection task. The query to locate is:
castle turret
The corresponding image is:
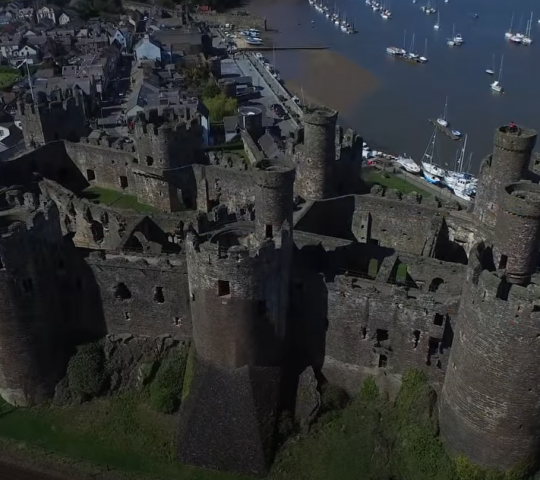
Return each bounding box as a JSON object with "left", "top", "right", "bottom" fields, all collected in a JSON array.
[
  {"left": 133, "top": 108, "right": 202, "bottom": 170},
  {"left": 178, "top": 213, "right": 292, "bottom": 474},
  {"left": 474, "top": 125, "right": 537, "bottom": 227},
  {"left": 238, "top": 106, "right": 263, "bottom": 141},
  {"left": 254, "top": 158, "right": 295, "bottom": 244},
  {"left": 493, "top": 182, "right": 540, "bottom": 285},
  {"left": 295, "top": 106, "right": 338, "bottom": 200},
  {"left": 0, "top": 188, "right": 68, "bottom": 406},
  {"left": 439, "top": 181, "right": 540, "bottom": 472}
]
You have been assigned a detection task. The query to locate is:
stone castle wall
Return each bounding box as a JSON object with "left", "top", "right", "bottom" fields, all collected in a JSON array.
[
  {"left": 0, "top": 195, "right": 71, "bottom": 406},
  {"left": 440, "top": 246, "right": 540, "bottom": 470},
  {"left": 85, "top": 252, "right": 192, "bottom": 341}
]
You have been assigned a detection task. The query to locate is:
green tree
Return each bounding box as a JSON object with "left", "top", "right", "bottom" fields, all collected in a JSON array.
[
  {"left": 148, "top": 347, "right": 189, "bottom": 414},
  {"left": 67, "top": 342, "right": 106, "bottom": 399},
  {"left": 202, "top": 79, "right": 221, "bottom": 98},
  {"left": 203, "top": 93, "right": 237, "bottom": 123}
]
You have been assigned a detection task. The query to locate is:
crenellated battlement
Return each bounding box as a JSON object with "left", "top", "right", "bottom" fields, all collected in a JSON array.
[
  {"left": 187, "top": 223, "right": 277, "bottom": 264},
  {"left": 78, "top": 134, "right": 137, "bottom": 153},
  {"left": 494, "top": 125, "right": 537, "bottom": 153},
  {"left": 85, "top": 250, "right": 186, "bottom": 269},
  {"left": 368, "top": 184, "right": 462, "bottom": 210},
  {"left": 134, "top": 107, "right": 200, "bottom": 137}
]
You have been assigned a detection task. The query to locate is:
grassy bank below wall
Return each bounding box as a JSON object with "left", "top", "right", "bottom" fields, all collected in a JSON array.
[
  {"left": 0, "top": 393, "right": 244, "bottom": 480},
  {"left": 0, "top": 371, "right": 531, "bottom": 480}
]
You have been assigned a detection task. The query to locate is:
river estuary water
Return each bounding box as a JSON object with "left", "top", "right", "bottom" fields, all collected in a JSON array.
[{"left": 249, "top": 0, "right": 540, "bottom": 173}]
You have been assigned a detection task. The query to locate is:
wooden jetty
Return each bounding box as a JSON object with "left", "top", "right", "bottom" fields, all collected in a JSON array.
[{"left": 429, "top": 118, "right": 462, "bottom": 141}]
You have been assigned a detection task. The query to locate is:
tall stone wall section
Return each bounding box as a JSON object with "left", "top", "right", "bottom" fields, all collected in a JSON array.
[
  {"left": 294, "top": 107, "right": 338, "bottom": 201},
  {"left": 291, "top": 239, "right": 464, "bottom": 393},
  {"left": 65, "top": 141, "right": 138, "bottom": 194},
  {"left": 85, "top": 252, "right": 192, "bottom": 340},
  {"left": 193, "top": 165, "right": 256, "bottom": 213},
  {"left": 0, "top": 192, "right": 69, "bottom": 406},
  {"left": 474, "top": 125, "right": 537, "bottom": 227},
  {"left": 18, "top": 95, "right": 89, "bottom": 148},
  {"left": 440, "top": 182, "right": 540, "bottom": 471}
]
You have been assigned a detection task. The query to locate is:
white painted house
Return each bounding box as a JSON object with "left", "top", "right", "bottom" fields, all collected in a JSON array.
[
  {"left": 37, "top": 6, "right": 56, "bottom": 24},
  {"left": 58, "top": 12, "right": 70, "bottom": 25},
  {"left": 134, "top": 35, "right": 161, "bottom": 61}
]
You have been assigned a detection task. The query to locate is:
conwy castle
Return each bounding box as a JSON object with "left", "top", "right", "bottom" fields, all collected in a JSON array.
[{"left": 2, "top": 92, "right": 540, "bottom": 476}]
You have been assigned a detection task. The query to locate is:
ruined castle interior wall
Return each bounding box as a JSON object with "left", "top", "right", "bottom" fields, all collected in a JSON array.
[
  {"left": 294, "top": 195, "right": 447, "bottom": 257},
  {"left": 201, "top": 166, "right": 256, "bottom": 212},
  {"left": 131, "top": 166, "right": 199, "bottom": 213},
  {"left": 132, "top": 169, "right": 172, "bottom": 211},
  {"left": 41, "top": 179, "right": 131, "bottom": 250},
  {"left": 290, "top": 232, "right": 464, "bottom": 394},
  {"left": 352, "top": 196, "right": 445, "bottom": 256},
  {"left": 65, "top": 142, "right": 138, "bottom": 194},
  {"left": 444, "top": 211, "right": 492, "bottom": 257},
  {"left": 322, "top": 275, "right": 457, "bottom": 393},
  {"left": 86, "top": 253, "right": 192, "bottom": 340}
]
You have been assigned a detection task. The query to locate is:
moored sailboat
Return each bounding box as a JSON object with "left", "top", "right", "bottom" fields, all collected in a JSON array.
[
  {"left": 443, "top": 135, "right": 477, "bottom": 200},
  {"left": 505, "top": 13, "right": 514, "bottom": 39},
  {"left": 491, "top": 55, "right": 504, "bottom": 93},
  {"left": 437, "top": 97, "right": 449, "bottom": 127},
  {"left": 421, "top": 127, "right": 446, "bottom": 184},
  {"left": 522, "top": 12, "right": 533, "bottom": 44},
  {"left": 434, "top": 11, "right": 440, "bottom": 30},
  {"left": 485, "top": 54, "right": 495, "bottom": 75}
]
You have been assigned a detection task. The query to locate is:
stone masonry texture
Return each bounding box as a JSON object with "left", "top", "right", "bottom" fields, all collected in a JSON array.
[{"left": 2, "top": 109, "right": 540, "bottom": 475}]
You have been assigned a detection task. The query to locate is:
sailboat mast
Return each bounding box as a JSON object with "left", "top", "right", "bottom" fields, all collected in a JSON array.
[
  {"left": 443, "top": 96, "right": 448, "bottom": 121},
  {"left": 459, "top": 134, "right": 468, "bottom": 173},
  {"left": 422, "top": 127, "right": 438, "bottom": 165},
  {"left": 466, "top": 152, "right": 473, "bottom": 173},
  {"left": 499, "top": 55, "right": 504, "bottom": 82}
]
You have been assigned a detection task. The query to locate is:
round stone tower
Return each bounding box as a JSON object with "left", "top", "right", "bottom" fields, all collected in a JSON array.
[
  {"left": 493, "top": 182, "right": 540, "bottom": 285},
  {"left": 295, "top": 106, "right": 338, "bottom": 201},
  {"left": 238, "top": 106, "right": 263, "bottom": 140},
  {"left": 439, "top": 181, "right": 540, "bottom": 472},
  {"left": 179, "top": 223, "right": 292, "bottom": 474},
  {"left": 254, "top": 158, "right": 295, "bottom": 244},
  {"left": 474, "top": 124, "right": 537, "bottom": 227},
  {"left": 186, "top": 223, "right": 289, "bottom": 367},
  {"left": 0, "top": 190, "right": 66, "bottom": 406}
]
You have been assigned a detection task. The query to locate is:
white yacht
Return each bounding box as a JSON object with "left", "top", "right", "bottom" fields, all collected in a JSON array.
[
  {"left": 421, "top": 127, "right": 446, "bottom": 184},
  {"left": 505, "top": 13, "right": 514, "bottom": 39},
  {"left": 444, "top": 135, "right": 477, "bottom": 199},
  {"left": 491, "top": 55, "right": 504, "bottom": 93},
  {"left": 436, "top": 97, "right": 449, "bottom": 127},
  {"left": 395, "top": 155, "right": 421, "bottom": 173},
  {"left": 485, "top": 54, "right": 495, "bottom": 75},
  {"left": 510, "top": 33, "right": 523, "bottom": 43},
  {"left": 522, "top": 12, "right": 533, "bottom": 44}
]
